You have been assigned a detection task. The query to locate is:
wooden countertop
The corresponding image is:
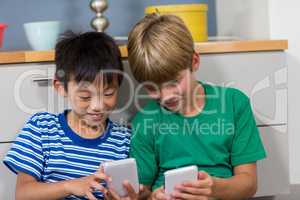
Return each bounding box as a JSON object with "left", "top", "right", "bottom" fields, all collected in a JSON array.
[{"left": 0, "top": 40, "right": 288, "bottom": 64}]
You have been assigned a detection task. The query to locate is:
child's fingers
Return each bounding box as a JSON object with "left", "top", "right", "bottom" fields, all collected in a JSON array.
[
  {"left": 103, "top": 189, "right": 113, "bottom": 200},
  {"left": 155, "top": 192, "right": 168, "bottom": 200},
  {"left": 139, "top": 184, "right": 145, "bottom": 192},
  {"left": 93, "top": 171, "right": 111, "bottom": 182},
  {"left": 108, "top": 188, "right": 121, "bottom": 200},
  {"left": 123, "top": 180, "right": 137, "bottom": 199},
  {"left": 99, "top": 165, "right": 104, "bottom": 173},
  {"left": 198, "top": 171, "right": 209, "bottom": 180},
  {"left": 99, "top": 160, "right": 112, "bottom": 168},
  {"left": 85, "top": 191, "right": 97, "bottom": 200},
  {"left": 153, "top": 187, "right": 168, "bottom": 200},
  {"left": 171, "top": 191, "right": 207, "bottom": 200},
  {"left": 174, "top": 185, "right": 212, "bottom": 196},
  {"left": 90, "top": 181, "right": 105, "bottom": 192},
  {"left": 182, "top": 180, "right": 212, "bottom": 189}
]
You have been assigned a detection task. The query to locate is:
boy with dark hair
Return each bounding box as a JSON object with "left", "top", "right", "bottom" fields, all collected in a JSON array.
[{"left": 3, "top": 31, "right": 134, "bottom": 200}]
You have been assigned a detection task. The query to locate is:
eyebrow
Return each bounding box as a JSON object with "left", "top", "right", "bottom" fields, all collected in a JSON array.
[{"left": 77, "top": 84, "right": 117, "bottom": 91}]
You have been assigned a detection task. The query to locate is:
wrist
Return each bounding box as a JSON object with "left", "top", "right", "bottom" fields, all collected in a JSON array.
[
  {"left": 211, "top": 177, "right": 223, "bottom": 198},
  {"left": 62, "top": 180, "right": 73, "bottom": 196}
]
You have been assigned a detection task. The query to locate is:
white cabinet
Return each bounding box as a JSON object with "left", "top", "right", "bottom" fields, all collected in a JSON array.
[
  {"left": 0, "top": 143, "right": 16, "bottom": 200},
  {"left": 195, "top": 51, "right": 289, "bottom": 197},
  {"left": 0, "top": 63, "right": 60, "bottom": 142},
  {"left": 256, "top": 125, "right": 289, "bottom": 197},
  {"left": 197, "top": 51, "right": 287, "bottom": 126}
]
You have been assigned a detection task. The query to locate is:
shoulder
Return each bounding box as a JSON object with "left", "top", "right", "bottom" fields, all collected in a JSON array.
[
  {"left": 206, "top": 83, "right": 249, "bottom": 104},
  {"left": 203, "top": 83, "right": 251, "bottom": 116},
  {"left": 220, "top": 86, "right": 251, "bottom": 115},
  {"left": 24, "top": 112, "right": 61, "bottom": 136},
  {"left": 204, "top": 83, "right": 248, "bottom": 100},
  {"left": 29, "top": 112, "right": 59, "bottom": 125},
  {"left": 225, "top": 87, "right": 250, "bottom": 111}
]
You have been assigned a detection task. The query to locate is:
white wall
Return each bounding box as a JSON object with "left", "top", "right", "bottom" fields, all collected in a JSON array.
[
  {"left": 216, "top": 0, "right": 270, "bottom": 39},
  {"left": 268, "top": 0, "right": 300, "bottom": 185}
]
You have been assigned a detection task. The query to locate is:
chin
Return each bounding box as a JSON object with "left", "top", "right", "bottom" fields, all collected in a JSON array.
[{"left": 85, "top": 117, "right": 107, "bottom": 127}]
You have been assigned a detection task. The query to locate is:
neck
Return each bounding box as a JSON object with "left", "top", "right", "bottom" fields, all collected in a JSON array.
[
  {"left": 67, "top": 111, "right": 106, "bottom": 139},
  {"left": 181, "top": 80, "right": 205, "bottom": 117}
]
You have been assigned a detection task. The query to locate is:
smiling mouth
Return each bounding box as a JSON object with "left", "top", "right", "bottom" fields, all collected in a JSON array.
[
  {"left": 162, "top": 99, "right": 180, "bottom": 108},
  {"left": 88, "top": 113, "right": 104, "bottom": 120}
]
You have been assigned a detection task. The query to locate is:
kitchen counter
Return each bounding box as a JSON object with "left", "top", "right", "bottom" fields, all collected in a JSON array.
[{"left": 0, "top": 40, "right": 288, "bottom": 64}]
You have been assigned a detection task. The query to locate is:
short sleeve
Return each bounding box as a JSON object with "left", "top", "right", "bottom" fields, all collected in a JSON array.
[
  {"left": 129, "top": 112, "right": 158, "bottom": 186},
  {"left": 230, "top": 91, "right": 267, "bottom": 166},
  {"left": 3, "top": 114, "right": 45, "bottom": 180}
]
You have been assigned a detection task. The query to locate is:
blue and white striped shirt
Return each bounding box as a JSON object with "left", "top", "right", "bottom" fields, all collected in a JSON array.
[{"left": 3, "top": 111, "right": 131, "bottom": 200}]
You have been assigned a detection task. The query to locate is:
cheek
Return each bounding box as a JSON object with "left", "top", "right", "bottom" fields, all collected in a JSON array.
[
  {"left": 68, "top": 95, "right": 89, "bottom": 110},
  {"left": 104, "top": 95, "right": 118, "bottom": 109}
]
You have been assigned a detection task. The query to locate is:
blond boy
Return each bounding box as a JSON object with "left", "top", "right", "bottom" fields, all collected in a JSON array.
[{"left": 128, "top": 14, "right": 266, "bottom": 200}]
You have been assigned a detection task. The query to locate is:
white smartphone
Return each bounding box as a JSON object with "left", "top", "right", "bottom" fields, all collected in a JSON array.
[
  {"left": 164, "top": 165, "right": 198, "bottom": 195},
  {"left": 103, "top": 158, "right": 139, "bottom": 197}
]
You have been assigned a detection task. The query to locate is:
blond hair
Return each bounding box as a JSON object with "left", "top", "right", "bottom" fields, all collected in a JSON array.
[{"left": 128, "top": 13, "right": 194, "bottom": 84}]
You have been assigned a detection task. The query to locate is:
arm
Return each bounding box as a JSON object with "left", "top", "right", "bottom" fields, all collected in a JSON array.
[
  {"left": 211, "top": 163, "right": 257, "bottom": 200},
  {"left": 169, "top": 163, "right": 257, "bottom": 200},
  {"left": 16, "top": 170, "right": 109, "bottom": 200},
  {"left": 16, "top": 172, "right": 68, "bottom": 200}
]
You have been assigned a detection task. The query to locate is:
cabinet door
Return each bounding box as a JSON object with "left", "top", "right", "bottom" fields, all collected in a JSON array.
[
  {"left": 255, "top": 125, "right": 289, "bottom": 197},
  {"left": 0, "top": 143, "right": 16, "bottom": 200},
  {"left": 0, "top": 63, "right": 62, "bottom": 142},
  {"left": 196, "top": 51, "right": 287, "bottom": 126}
]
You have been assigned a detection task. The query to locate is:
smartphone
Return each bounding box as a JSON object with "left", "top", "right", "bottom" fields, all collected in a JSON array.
[
  {"left": 103, "top": 158, "right": 139, "bottom": 197},
  {"left": 164, "top": 165, "right": 198, "bottom": 195}
]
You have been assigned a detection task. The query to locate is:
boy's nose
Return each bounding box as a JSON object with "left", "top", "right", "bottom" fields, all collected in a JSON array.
[
  {"left": 90, "top": 96, "right": 104, "bottom": 112},
  {"left": 160, "top": 87, "right": 175, "bottom": 100}
]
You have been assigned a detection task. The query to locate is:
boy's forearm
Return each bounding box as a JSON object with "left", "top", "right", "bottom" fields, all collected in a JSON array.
[
  {"left": 16, "top": 180, "right": 71, "bottom": 200},
  {"left": 211, "top": 173, "right": 257, "bottom": 200}
]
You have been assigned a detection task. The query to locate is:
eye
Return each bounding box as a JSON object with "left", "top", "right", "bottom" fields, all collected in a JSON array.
[
  {"left": 145, "top": 86, "right": 156, "bottom": 92},
  {"left": 144, "top": 84, "right": 159, "bottom": 92},
  {"left": 104, "top": 89, "right": 116, "bottom": 96},
  {"left": 79, "top": 96, "right": 91, "bottom": 101},
  {"left": 172, "top": 80, "right": 179, "bottom": 84},
  {"left": 172, "top": 78, "right": 181, "bottom": 84}
]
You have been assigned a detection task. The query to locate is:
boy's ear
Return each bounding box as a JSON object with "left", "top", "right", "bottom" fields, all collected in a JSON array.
[
  {"left": 53, "top": 78, "right": 67, "bottom": 97},
  {"left": 191, "top": 52, "right": 200, "bottom": 72}
]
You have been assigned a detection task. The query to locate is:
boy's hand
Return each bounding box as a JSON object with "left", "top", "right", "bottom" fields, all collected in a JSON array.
[
  {"left": 171, "top": 171, "right": 213, "bottom": 200},
  {"left": 151, "top": 186, "right": 168, "bottom": 200},
  {"left": 64, "top": 167, "right": 110, "bottom": 200},
  {"left": 105, "top": 182, "right": 145, "bottom": 200}
]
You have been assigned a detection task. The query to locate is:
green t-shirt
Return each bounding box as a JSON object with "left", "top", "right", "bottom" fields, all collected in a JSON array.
[{"left": 130, "top": 82, "right": 266, "bottom": 190}]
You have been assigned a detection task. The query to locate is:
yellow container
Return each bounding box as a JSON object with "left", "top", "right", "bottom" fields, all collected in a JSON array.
[{"left": 145, "top": 4, "right": 208, "bottom": 42}]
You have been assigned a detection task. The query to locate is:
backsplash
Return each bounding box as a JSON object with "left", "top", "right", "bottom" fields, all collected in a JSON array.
[{"left": 0, "top": 0, "right": 216, "bottom": 50}]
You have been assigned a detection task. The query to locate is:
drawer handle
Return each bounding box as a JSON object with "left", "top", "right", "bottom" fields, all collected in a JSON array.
[{"left": 32, "top": 76, "right": 53, "bottom": 83}]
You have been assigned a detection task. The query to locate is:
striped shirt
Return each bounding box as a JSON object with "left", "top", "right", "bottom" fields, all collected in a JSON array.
[{"left": 3, "top": 110, "right": 131, "bottom": 200}]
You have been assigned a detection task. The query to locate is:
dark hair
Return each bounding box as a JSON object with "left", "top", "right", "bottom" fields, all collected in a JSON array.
[{"left": 55, "top": 31, "right": 123, "bottom": 91}]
